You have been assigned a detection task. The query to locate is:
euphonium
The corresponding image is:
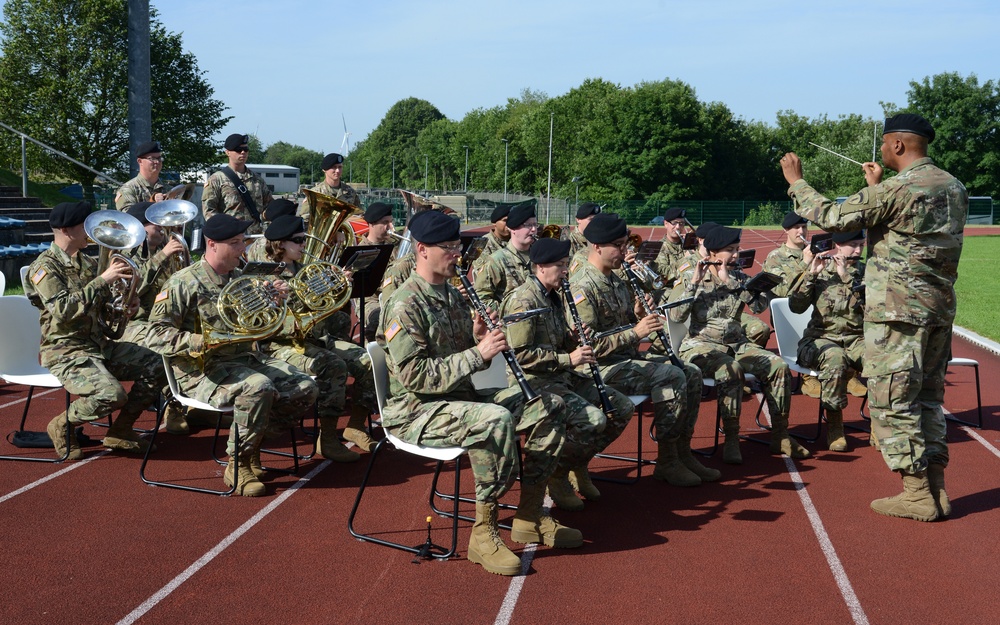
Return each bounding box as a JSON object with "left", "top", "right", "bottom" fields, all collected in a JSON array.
[
  {"left": 538, "top": 224, "right": 563, "bottom": 240},
  {"left": 387, "top": 228, "right": 412, "bottom": 259},
  {"left": 301, "top": 189, "right": 362, "bottom": 262},
  {"left": 625, "top": 232, "right": 666, "bottom": 290},
  {"left": 203, "top": 275, "right": 288, "bottom": 352},
  {"left": 145, "top": 199, "right": 197, "bottom": 274},
  {"left": 84, "top": 210, "right": 146, "bottom": 340}
]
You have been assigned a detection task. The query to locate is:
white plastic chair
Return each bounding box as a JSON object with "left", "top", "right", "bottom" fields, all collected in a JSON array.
[
  {"left": 0, "top": 295, "right": 72, "bottom": 462},
  {"left": 945, "top": 356, "right": 983, "bottom": 428},
  {"left": 0, "top": 271, "right": 5, "bottom": 295}
]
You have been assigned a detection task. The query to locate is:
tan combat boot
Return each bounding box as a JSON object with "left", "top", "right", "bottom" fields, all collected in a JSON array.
[
  {"left": 249, "top": 438, "right": 266, "bottom": 479},
  {"left": 800, "top": 375, "right": 821, "bottom": 398},
  {"left": 677, "top": 430, "right": 721, "bottom": 481},
  {"left": 317, "top": 417, "right": 360, "bottom": 463},
  {"left": 826, "top": 409, "right": 847, "bottom": 452},
  {"left": 652, "top": 438, "right": 701, "bottom": 487},
  {"left": 224, "top": 453, "right": 266, "bottom": 497},
  {"left": 722, "top": 421, "right": 742, "bottom": 465},
  {"left": 467, "top": 501, "right": 521, "bottom": 576},
  {"left": 870, "top": 471, "right": 939, "bottom": 522},
  {"left": 927, "top": 463, "right": 951, "bottom": 517},
  {"left": 846, "top": 373, "right": 868, "bottom": 398},
  {"left": 47, "top": 411, "right": 83, "bottom": 461},
  {"left": 770, "top": 415, "right": 810, "bottom": 459},
  {"left": 103, "top": 410, "right": 154, "bottom": 454},
  {"left": 568, "top": 465, "right": 601, "bottom": 501},
  {"left": 511, "top": 481, "right": 584, "bottom": 548},
  {"left": 342, "top": 405, "right": 376, "bottom": 452},
  {"left": 163, "top": 401, "right": 190, "bottom": 435},
  {"left": 546, "top": 468, "right": 584, "bottom": 511}
]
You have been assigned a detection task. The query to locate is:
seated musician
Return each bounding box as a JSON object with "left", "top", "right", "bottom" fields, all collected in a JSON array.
[
  {"left": 786, "top": 230, "right": 866, "bottom": 452},
  {"left": 24, "top": 202, "right": 165, "bottom": 460},
  {"left": 147, "top": 214, "right": 319, "bottom": 497},
  {"left": 471, "top": 204, "right": 511, "bottom": 274},
  {"left": 568, "top": 202, "right": 600, "bottom": 260},
  {"left": 567, "top": 213, "right": 718, "bottom": 496},
  {"left": 651, "top": 207, "right": 692, "bottom": 289},
  {"left": 669, "top": 226, "right": 809, "bottom": 464},
  {"left": 245, "top": 198, "right": 298, "bottom": 263},
  {"left": 473, "top": 203, "right": 537, "bottom": 311},
  {"left": 378, "top": 209, "right": 582, "bottom": 577},
  {"left": 501, "top": 237, "right": 635, "bottom": 509},
  {"left": 356, "top": 201, "right": 398, "bottom": 342}
]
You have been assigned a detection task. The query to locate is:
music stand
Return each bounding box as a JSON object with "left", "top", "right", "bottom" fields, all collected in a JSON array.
[
  {"left": 339, "top": 244, "right": 395, "bottom": 344},
  {"left": 636, "top": 240, "right": 663, "bottom": 264}
]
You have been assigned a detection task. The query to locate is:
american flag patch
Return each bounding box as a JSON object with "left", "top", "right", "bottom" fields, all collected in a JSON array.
[
  {"left": 155, "top": 290, "right": 169, "bottom": 303},
  {"left": 386, "top": 320, "right": 402, "bottom": 341},
  {"left": 381, "top": 275, "right": 392, "bottom": 289},
  {"left": 570, "top": 260, "right": 579, "bottom": 273},
  {"left": 678, "top": 262, "right": 691, "bottom": 273},
  {"left": 573, "top": 291, "right": 586, "bottom": 305},
  {"left": 31, "top": 268, "right": 46, "bottom": 284}
]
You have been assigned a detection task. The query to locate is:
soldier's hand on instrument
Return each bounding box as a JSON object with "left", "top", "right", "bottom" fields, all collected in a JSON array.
[
  {"left": 162, "top": 237, "right": 186, "bottom": 258},
  {"left": 862, "top": 161, "right": 883, "bottom": 186},
  {"left": 803, "top": 246, "right": 815, "bottom": 264},
  {"left": 127, "top": 296, "right": 141, "bottom": 317},
  {"left": 342, "top": 269, "right": 354, "bottom": 282},
  {"left": 101, "top": 257, "right": 132, "bottom": 284},
  {"left": 692, "top": 260, "right": 706, "bottom": 283},
  {"left": 570, "top": 345, "right": 595, "bottom": 367},
  {"left": 188, "top": 333, "right": 204, "bottom": 357},
  {"left": 779, "top": 152, "right": 804, "bottom": 184},
  {"left": 270, "top": 279, "right": 290, "bottom": 300},
  {"left": 635, "top": 313, "right": 663, "bottom": 338},
  {"left": 152, "top": 192, "right": 166, "bottom": 202},
  {"left": 832, "top": 254, "right": 849, "bottom": 279},
  {"left": 809, "top": 254, "right": 827, "bottom": 274},
  {"left": 476, "top": 328, "right": 507, "bottom": 361},
  {"left": 624, "top": 249, "right": 638, "bottom": 264}
]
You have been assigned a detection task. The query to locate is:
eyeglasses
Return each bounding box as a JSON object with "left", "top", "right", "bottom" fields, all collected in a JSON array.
[
  {"left": 141, "top": 156, "right": 163, "bottom": 162},
  {"left": 231, "top": 147, "right": 250, "bottom": 153},
  {"left": 434, "top": 243, "right": 463, "bottom": 254},
  {"left": 288, "top": 236, "right": 306, "bottom": 245}
]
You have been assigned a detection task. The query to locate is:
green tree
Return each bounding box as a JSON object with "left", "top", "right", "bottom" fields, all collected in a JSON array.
[
  {"left": 263, "top": 141, "right": 323, "bottom": 184},
  {"left": 350, "top": 97, "right": 445, "bottom": 189}
]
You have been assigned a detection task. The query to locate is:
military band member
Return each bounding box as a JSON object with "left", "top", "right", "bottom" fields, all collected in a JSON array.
[
  {"left": 568, "top": 202, "right": 601, "bottom": 259},
  {"left": 297, "top": 153, "right": 361, "bottom": 226},
  {"left": 669, "top": 226, "right": 810, "bottom": 465},
  {"left": 25, "top": 202, "right": 165, "bottom": 460},
  {"left": 202, "top": 133, "right": 273, "bottom": 235},
  {"left": 378, "top": 209, "right": 581, "bottom": 577},
  {"left": 763, "top": 212, "right": 812, "bottom": 298},
  {"left": 569, "top": 213, "right": 719, "bottom": 492},
  {"left": 245, "top": 198, "right": 298, "bottom": 263},
  {"left": 357, "top": 201, "right": 399, "bottom": 341},
  {"left": 115, "top": 141, "right": 167, "bottom": 209},
  {"left": 781, "top": 113, "right": 968, "bottom": 522},
  {"left": 786, "top": 230, "right": 866, "bottom": 452},
  {"left": 379, "top": 249, "right": 416, "bottom": 302},
  {"left": 473, "top": 202, "right": 537, "bottom": 312},
  {"left": 471, "top": 204, "right": 512, "bottom": 273},
  {"left": 651, "top": 207, "right": 692, "bottom": 288},
  {"left": 147, "top": 214, "right": 319, "bottom": 496}
]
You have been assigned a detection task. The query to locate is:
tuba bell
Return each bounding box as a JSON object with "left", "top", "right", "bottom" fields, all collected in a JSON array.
[
  {"left": 84, "top": 210, "right": 146, "bottom": 339},
  {"left": 145, "top": 199, "right": 198, "bottom": 274},
  {"left": 165, "top": 183, "right": 196, "bottom": 201},
  {"left": 301, "top": 189, "right": 362, "bottom": 263},
  {"left": 537, "top": 224, "right": 563, "bottom": 240}
]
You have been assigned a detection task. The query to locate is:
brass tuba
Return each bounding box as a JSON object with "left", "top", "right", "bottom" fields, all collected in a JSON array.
[
  {"left": 165, "top": 183, "right": 196, "bottom": 201},
  {"left": 203, "top": 275, "right": 288, "bottom": 352},
  {"left": 301, "top": 189, "right": 361, "bottom": 263},
  {"left": 145, "top": 199, "right": 198, "bottom": 274},
  {"left": 84, "top": 210, "right": 146, "bottom": 339}
]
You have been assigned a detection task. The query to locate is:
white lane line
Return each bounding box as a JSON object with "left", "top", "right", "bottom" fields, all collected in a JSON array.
[
  {"left": 0, "top": 449, "right": 111, "bottom": 504},
  {"left": 944, "top": 406, "right": 1000, "bottom": 458},
  {"left": 0, "top": 387, "right": 60, "bottom": 410},
  {"left": 494, "top": 495, "right": 554, "bottom": 625},
  {"left": 116, "top": 460, "right": 331, "bottom": 625},
  {"left": 953, "top": 325, "right": 1000, "bottom": 357}
]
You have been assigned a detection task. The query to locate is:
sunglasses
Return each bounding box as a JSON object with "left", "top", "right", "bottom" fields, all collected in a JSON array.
[
  {"left": 231, "top": 147, "right": 250, "bottom": 153},
  {"left": 288, "top": 236, "right": 306, "bottom": 245}
]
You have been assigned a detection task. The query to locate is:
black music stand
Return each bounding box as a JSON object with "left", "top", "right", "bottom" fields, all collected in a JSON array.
[
  {"left": 340, "top": 244, "right": 395, "bottom": 345},
  {"left": 636, "top": 240, "right": 663, "bottom": 263}
]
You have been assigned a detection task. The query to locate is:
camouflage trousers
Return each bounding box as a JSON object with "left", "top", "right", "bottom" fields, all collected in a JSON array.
[
  {"left": 797, "top": 334, "right": 864, "bottom": 411},
  {"left": 48, "top": 342, "right": 164, "bottom": 424},
  {"left": 182, "top": 353, "right": 318, "bottom": 457},
  {"left": 492, "top": 388, "right": 568, "bottom": 488},
  {"left": 602, "top": 356, "right": 702, "bottom": 441},
  {"left": 741, "top": 312, "right": 771, "bottom": 348},
  {"left": 865, "top": 321, "right": 950, "bottom": 474},
  {"left": 328, "top": 339, "right": 377, "bottom": 414},
  {"left": 264, "top": 342, "right": 348, "bottom": 419}
]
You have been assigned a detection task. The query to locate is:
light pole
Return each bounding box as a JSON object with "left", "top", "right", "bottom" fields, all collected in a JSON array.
[
  {"left": 391, "top": 156, "right": 396, "bottom": 190},
  {"left": 423, "top": 154, "right": 429, "bottom": 191},
  {"left": 501, "top": 138, "right": 509, "bottom": 201},
  {"left": 366, "top": 159, "right": 370, "bottom": 189},
  {"left": 463, "top": 145, "right": 469, "bottom": 192},
  {"left": 572, "top": 176, "right": 583, "bottom": 218}
]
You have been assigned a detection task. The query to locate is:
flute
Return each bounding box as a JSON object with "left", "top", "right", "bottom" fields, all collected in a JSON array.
[
  {"left": 561, "top": 279, "right": 616, "bottom": 420},
  {"left": 621, "top": 260, "right": 684, "bottom": 368}
]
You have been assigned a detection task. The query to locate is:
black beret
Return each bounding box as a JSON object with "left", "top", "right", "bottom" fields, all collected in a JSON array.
[
  {"left": 136, "top": 141, "right": 161, "bottom": 157},
  {"left": 224, "top": 133, "right": 249, "bottom": 151},
  {"left": 127, "top": 201, "right": 154, "bottom": 225},
  {"left": 49, "top": 201, "right": 92, "bottom": 228},
  {"left": 264, "top": 198, "right": 297, "bottom": 221},
  {"left": 529, "top": 237, "right": 571, "bottom": 264},
  {"left": 364, "top": 202, "right": 393, "bottom": 224},
  {"left": 489, "top": 204, "right": 511, "bottom": 223},
  {"left": 204, "top": 213, "right": 252, "bottom": 241},
  {"left": 265, "top": 215, "right": 306, "bottom": 241},
  {"left": 507, "top": 203, "right": 536, "bottom": 229},
  {"left": 584, "top": 212, "right": 628, "bottom": 244},
  {"left": 883, "top": 113, "right": 935, "bottom": 143},
  {"left": 694, "top": 221, "right": 720, "bottom": 239},
  {"left": 576, "top": 202, "right": 602, "bottom": 219},
  {"left": 662, "top": 207, "right": 686, "bottom": 222},
  {"left": 782, "top": 212, "right": 808, "bottom": 229},
  {"left": 703, "top": 226, "right": 741, "bottom": 251},
  {"left": 408, "top": 209, "right": 461, "bottom": 244},
  {"left": 831, "top": 230, "right": 865, "bottom": 244},
  {"left": 321, "top": 153, "right": 344, "bottom": 170}
]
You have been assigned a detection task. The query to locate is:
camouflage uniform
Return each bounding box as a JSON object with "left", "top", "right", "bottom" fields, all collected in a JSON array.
[
  {"left": 473, "top": 242, "right": 532, "bottom": 312},
  {"left": 243, "top": 236, "right": 269, "bottom": 262},
  {"left": 789, "top": 156, "right": 968, "bottom": 473},
  {"left": 762, "top": 244, "right": 806, "bottom": 299},
  {"left": 24, "top": 245, "right": 164, "bottom": 426},
  {"left": 115, "top": 174, "right": 165, "bottom": 211},
  {"left": 146, "top": 259, "right": 318, "bottom": 456},
  {"left": 471, "top": 230, "right": 507, "bottom": 273},
  {"left": 379, "top": 252, "right": 415, "bottom": 302},
  {"left": 568, "top": 228, "right": 588, "bottom": 259},
  {"left": 118, "top": 241, "right": 182, "bottom": 347},
  {"left": 356, "top": 234, "right": 400, "bottom": 341},
  {"left": 652, "top": 238, "right": 689, "bottom": 288},
  {"left": 501, "top": 276, "right": 634, "bottom": 469},
  {"left": 202, "top": 168, "right": 273, "bottom": 235},
  {"left": 378, "top": 272, "right": 568, "bottom": 502},
  {"left": 673, "top": 257, "right": 771, "bottom": 348},
  {"left": 297, "top": 179, "right": 361, "bottom": 225}
]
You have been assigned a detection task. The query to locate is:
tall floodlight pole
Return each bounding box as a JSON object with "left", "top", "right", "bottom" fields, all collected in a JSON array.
[
  {"left": 127, "top": 0, "right": 151, "bottom": 179},
  {"left": 423, "top": 154, "right": 429, "bottom": 190},
  {"left": 572, "top": 176, "right": 583, "bottom": 226},
  {"left": 463, "top": 145, "right": 470, "bottom": 192},
  {"left": 546, "top": 112, "right": 554, "bottom": 223},
  {"left": 392, "top": 156, "right": 396, "bottom": 190},
  {"left": 501, "top": 138, "right": 509, "bottom": 201}
]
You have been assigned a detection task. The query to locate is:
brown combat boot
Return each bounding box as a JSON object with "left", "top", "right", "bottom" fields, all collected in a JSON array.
[
  {"left": 568, "top": 465, "right": 601, "bottom": 501},
  {"left": 652, "top": 438, "right": 701, "bottom": 486},
  {"left": 677, "top": 430, "right": 721, "bottom": 481},
  {"left": 467, "top": 501, "right": 521, "bottom": 576},
  {"left": 224, "top": 453, "right": 266, "bottom": 497},
  {"left": 770, "top": 414, "right": 810, "bottom": 459},
  {"left": 826, "top": 409, "right": 847, "bottom": 452},
  {"left": 722, "top": 421, "right": 742, "bottom": 465},
  {"left": 103, "top": 410, "right": 154, "bottom": 454},
  {"left": 317, "top": 417, "right": 360, "bottom": 463},
  {"left": 47, "top": 411, "right": 83, "bottom": 461},
  {"left": 163, "top": 401, "right": 190, "bottom": 435},
  {"left": 342, "top": 405, "right": 376, "bottom": 452},
  {"left": 847, "top": 374, "right": 868, "bottom": 398},
  {"left": 870, "top": 471, "right": 939, "bottom": 522},
  {"left": 249, "top": 438, "right": 266, "bottom": 479},
  {"left": 927, "top": 463, "right": 951, "bottom": 517},
  {"left": 546, "top": 468, "right": 584, "bottom": 511},
  {"left": 800, "top": 375, "right": 821, "bottom": 398},
  {"left": 511, "top": 482, "right": 584, "bottom": 548}
]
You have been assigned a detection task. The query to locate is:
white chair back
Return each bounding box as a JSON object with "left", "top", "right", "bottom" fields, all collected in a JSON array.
[
  {"left": 0, "top": 271, "right": 5, "bottom": 295},
  {"left": 19, "top": 265, "right": 29, "bottom": 292},
  {"left": 471, "top": 355, "right": 507, "bottom": 390},
  {"left": 0, "top": 296, "right": 45, "bottom": 377},
  {"left": 666, "top": 315, "right": 688, "bottom": 356},
  {"left": 769, "top": 298, "right": 813, "bottom": 360},
  {"left": 365, "top": 342, "right": 391, "bottom": 413}
]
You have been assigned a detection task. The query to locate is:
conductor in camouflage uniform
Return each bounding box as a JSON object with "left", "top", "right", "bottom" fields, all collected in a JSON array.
[
  {"left": 147, "top": 214, "right": 319, "bottom": 497},
  {"left": 569, "top": 213, "right": 720, "bottom": 489},
  {"left": 25, "top": 202, "right": 165, "bottom": 460},
  {"left": 781, "top": 113, "right": 968, "bottom": 522},
  {"left": 115, "top": 141, "right": 167, "bottom": 210},
  {"left": 473, "top": 202, "right": 537, "bottom": 312},
  {"left": 501, "top": 237, "right": 635, "bottom": 510},
  {"left": 297, "top": 153, "right": 361, "bottom": 226},
  {"left": 202, "top": 134, "right": 273, "bottom": 235},
  {"left": 378, "top": 209, "right": 582, "bottom": 577}
]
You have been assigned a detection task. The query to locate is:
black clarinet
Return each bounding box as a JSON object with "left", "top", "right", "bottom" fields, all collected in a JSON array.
[
  {"left": 560, "top": 279, "right": 616, "bottom": 420},
  {"left": 621, "top": 259, "right": 684, "bottom": 369},
  {"left": 457, "top": 263, "right": 540, "bottom": 405}
]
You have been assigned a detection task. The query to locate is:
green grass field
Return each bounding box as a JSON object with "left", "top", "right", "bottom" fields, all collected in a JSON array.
[
  {"left": 955, "top": 235, "right": 1000, "bottom": 342},
  {"left": 0, "top": 169, "right": 78, "bottom": 207}
]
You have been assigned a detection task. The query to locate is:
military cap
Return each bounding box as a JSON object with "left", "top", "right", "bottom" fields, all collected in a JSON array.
[
  {"left": 364, "top": 202, "right": 393, "bottom": 224},
  {"left": 224, "top": 133, "right": 249, "bottom": 151},
  {"left": 831, "top": 230, "right": 865, "bottom": 244},
  {"left": 321, "top": 153, "right": 345, "bottom": 170},
  {"left": 49, "top": 201, "right": 91, "bottom": 228},
  {"left": 136, "top": 141, "right": 162, "bottom": 158},
  {"left": 127, "top": 201, "right": 154, "bottom": 225},
  {"left": 703, "top": 226, "right": 741, "bottom": 251},
  {"left": 507, "top": 203, "right": 536, "bottom": 229},
  {"left": 663, "top": 207, "right": 686, "bottom": 222},
  {"left": 782, "top": 212, "right": 808, "bottom": 229},
  {"left": 694, "top": 221, "right": 720, "bottom": 239},
  {"left": 529, "top": 237, "right": 571, "bottom": 264},
  {"left": 576, "top": 202, "right": 602, "bottom": 219},
  {"left": 584, "top": 212, "right": 628, "bottom": 244},
  {"left": 264, "top": 198, "right": 297, "bottom": 221},
  {"left": 883, "top": 113, "right": 935, "bottom": 143},
  {"left": 204, "top": 213, "right": 252, "bottom": 241},
  {"left": 489, "top": 204, "right": 511, "bottom": 223},
  {"left": 265, "top": 215, "right": 306, "bottom": 241},
  {"left": 408, "top": 209, "right": 461, "bottom": 244}
]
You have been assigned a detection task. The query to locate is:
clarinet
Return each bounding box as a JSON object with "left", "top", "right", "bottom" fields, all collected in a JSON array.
[
  {"left": 560, "top": 279, "right": 616, "bottom": 420},
  {"left": 457, "top": 262, "right": 540, "bottom": 405},
  {"left": 621, "top": 259, "right": 684, "bottom": 368}
]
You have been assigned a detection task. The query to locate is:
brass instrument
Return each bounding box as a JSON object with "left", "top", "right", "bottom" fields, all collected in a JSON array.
[
  {"left": 301, "top": 189, "right": 362, "bottom": 262},
  {"left": 387, "top": 228, "right": 412, "bottom": 259},
  {"left": 145, "top": 199, "right": 197, "bottom": 274},
  {"left": 625, "top": 233, "right": 666, "bottom": 290},
  {"left": 165, "top": 183, "right": 195, "bottom": 201},
  {"left": 84, "top": 210, "right": 146, "bottom": 340},
  {"left": 204, "top": 275, "right": 288, "bottom": 351},
  {"left": 287, "top": 261, "right": 352, "bottom": 337},
  {"left": 538, "top": 224, "right": 563, "bottom": 240}
]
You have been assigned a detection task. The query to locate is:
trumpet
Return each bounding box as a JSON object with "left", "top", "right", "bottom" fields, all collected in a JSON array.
[
  {"left": 84, "top": 210, "right": 146, "bottom": 339},
  {"left": 146, "top": 199, "right": 198, "bottom": 274},
  {"left": 625, "top": 233, "right": 666, "bottom": 289}
]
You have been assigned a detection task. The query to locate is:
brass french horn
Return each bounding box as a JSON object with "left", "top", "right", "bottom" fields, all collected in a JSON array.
[
  {"left": 203, "top": 276, "right": 288, "bottom": 352},
  {"left": 84, "top": 210, "right": 146, "bottom": 339}
]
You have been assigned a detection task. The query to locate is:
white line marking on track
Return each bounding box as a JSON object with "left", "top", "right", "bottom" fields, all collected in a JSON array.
[
  {"left": 0, "top": 449, "right": 111, "bottom": 504},
  {"left": 116, "top": 460, "right": 332, "bottom": 625},
  {"left": 494, "top": 495, "right": 556, "bottom": 625},
  {"left": 945, "top": 406, "right": 1000, "bottom": 458},
  {"left": 0, "top": 387, "right": 59, "bottom": 410}
]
